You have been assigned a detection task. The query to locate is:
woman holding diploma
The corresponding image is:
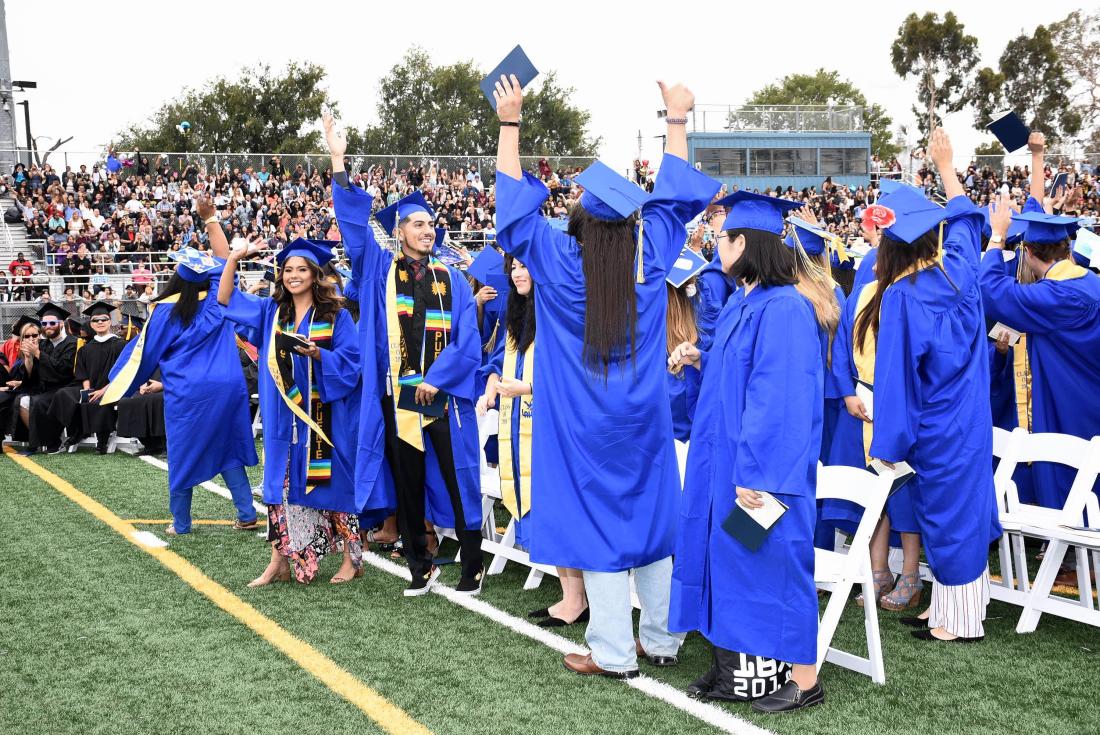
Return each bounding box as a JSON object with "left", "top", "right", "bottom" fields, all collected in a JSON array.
[{"left": 668, "top": 191, "right": 824, "bottom": 713}]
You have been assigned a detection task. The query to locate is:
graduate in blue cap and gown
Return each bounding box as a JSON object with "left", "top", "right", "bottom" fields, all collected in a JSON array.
[
  {"left": 323, "top": 111, "right": 484, "bottom": 596},
  {"left": 858, "top": 128, "right": 1000, "bottom": 642},
  {"left": 668, "top": 189, "right": 825, "bottom": 713},
  {"left": 218, "top": 237, "right": 364, "bottom": 586},
  {"left": 494, "top": 75, "right": 720, "bottom": 679},
  {"left": 101, "top": 198, "right": 258, "bottom": 536},
  {"left": 980, "top": 197, "right": 1100, "bottom": 512}
]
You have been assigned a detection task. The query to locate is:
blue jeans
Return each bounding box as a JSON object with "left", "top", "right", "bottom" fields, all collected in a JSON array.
[
  {"left": 168, "top": 465, "right": 256, "bottom": 534},
  {"left": 582, "top": 556, "right": 683, "bottom": 673}
]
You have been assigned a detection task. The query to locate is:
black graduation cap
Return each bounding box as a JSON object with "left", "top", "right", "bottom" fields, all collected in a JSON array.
[
  {"left": 36, "top": 303, "right": 71, "bottom": 321},
  {"left": 11, "top": 314, "right": 38, "bottom": 336},
  {"left": 82, "top": 300, "right": 116, "bottom": 318}
]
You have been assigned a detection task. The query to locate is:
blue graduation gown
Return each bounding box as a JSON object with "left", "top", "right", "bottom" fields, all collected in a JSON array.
[
  {"left": 333, "top": 177, "right": 483, "bottom": 530},
  {"left": 668, "top": 366, "right": 701, "bottom": 443},
  {"left": 694, "top": 260, "right": 735, "bottom": 350},
  {"left": 495, "top": 153, "right": 720, "bottom": 572},
  {"left": 108, "top": 293, "right": 258, "bottom": 494},
  {"left": 224, "top": 294, "right": 363, "bottom": 514},
  {"left": 871, "top": 196, "right": 1002, "bottom": 586},
  {"left": 481, "top": 334, "right": 532, "bottom": 549},
  {"left": 670, "top": 285, "right": 823, "bottom": 665},
  {"left": 979, "top": 252, "right": 1100, "bottom": 509}
]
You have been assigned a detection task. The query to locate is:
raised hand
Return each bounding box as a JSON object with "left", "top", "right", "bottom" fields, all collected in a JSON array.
[
  {"left": 322, "top": 106, "right": 347, "bottom": 161},
  {"left": 1027, "top": 131, "right": 1045, "bottom": 156},
  {"left": 657, "top": 81, "right": 695, "bottom": 117},
  {"left": 987, "top": 192, "right": 1013, "bottom": 246},
  {"left": 929, "top": 128, "right": 953, "bottom": 172},
  {"left": 196, "top": 193, "right": 216, "bottom": 222},
  {"left": 493, "top": 74, "right": 523, "bottom": 123}
]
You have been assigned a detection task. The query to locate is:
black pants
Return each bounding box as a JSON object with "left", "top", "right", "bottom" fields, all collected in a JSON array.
[
  {"left": 29, "top": 390, "right": 65, "bottom": 450},
  {"left": 382, "top": 394, "right": 483, "bottom": 578}
]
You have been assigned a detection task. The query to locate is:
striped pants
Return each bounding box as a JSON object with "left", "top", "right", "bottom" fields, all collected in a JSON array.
[{"left": 929, "top": 568, "right": 991, "bottom": 638}]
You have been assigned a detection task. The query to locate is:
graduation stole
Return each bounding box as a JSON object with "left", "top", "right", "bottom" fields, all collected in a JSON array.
[
  {"left": 497, "top": 338, "right": 534, "bottom": 519},
  {"left": 851, "top": 282, "right": 879, "bottom": 463},
  {"left": 101, "top": 292, "right": 195, "bottom": 406},
  {"left": 266, "top": 309, "right": 334, "bottom": 486},
  {"left": 385, "top": 255, "right": 453, "bottom": 451}
]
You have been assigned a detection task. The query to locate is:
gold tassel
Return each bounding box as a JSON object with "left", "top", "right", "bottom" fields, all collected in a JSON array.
[{"left": 635, "top": 218, "right": 646, "bottom": 284}]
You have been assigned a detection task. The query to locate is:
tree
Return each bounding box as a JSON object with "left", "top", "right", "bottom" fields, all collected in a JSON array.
[
  {"left": 890, "top": 12, "right": 979, "bottom": 141},
  {"left": 744, "top": 69, "right": 899, "bottom": 160},
  {"left": 1049, "top": 10, "right": 1100, "bottom": 145},
  {"left": 357, "top": 48, "right": 599, "bottom": 157},
  {"left": 972, "top": 140, "right": 1005, "bottom": 170},
  {"left": 115, "top": 62, "right": 336, "bottom": 153},
  {"left": 968, "top": 26, "right": 1081, "bottom": 144}
]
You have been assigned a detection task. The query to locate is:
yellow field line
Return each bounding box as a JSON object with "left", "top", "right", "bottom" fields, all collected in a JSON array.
[
  {"left": 4, "top": 447, "right": 431, "bottom": 735},
  {"left": 126, "top": 519, "right": 268, "bottom": 525}
]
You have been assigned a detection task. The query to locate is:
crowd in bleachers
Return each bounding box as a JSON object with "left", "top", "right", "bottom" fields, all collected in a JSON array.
[{"left": 3, "top": 150, "right": 1099, "bottom": 305}]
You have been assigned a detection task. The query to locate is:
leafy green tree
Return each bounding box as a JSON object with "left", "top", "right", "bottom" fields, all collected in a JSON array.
[
  {"left": 890, "top": 12, "right": 979, "bottom": 141},
  {"left": 357, "top": 48, "right": 598, "bottom": 157},
  {"left": 744, "top": 69, "right": 899, "bottom": 160},
  {"left": 115, "top": 63, "right": 336, "bottom": 153},
  {"left": 1049, "top": 10, "right": 1100, "bottom": 145},
  {"left": 968, "top": 25, "right": 1081, "bottom": 143}
]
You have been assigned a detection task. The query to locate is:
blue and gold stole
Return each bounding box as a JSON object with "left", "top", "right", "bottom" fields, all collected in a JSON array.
[
  {"left": 268, "top": 309, "right": 334, "bottom": 493},
  {"left": 498, "top": 337, "right": 533, "bottom": 519},
  {"left": 385, "top": 256, "right": 454, "bottom": 451},
  {"left": 101, "top": 292, "right": 192, "bottom": 405}
]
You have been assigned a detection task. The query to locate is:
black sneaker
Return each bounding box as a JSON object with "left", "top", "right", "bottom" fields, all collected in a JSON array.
[
  {"left": 404, "top": 565, "right": 440, "bottom": 597},
  {"left": 46, "top": 445, "right": 65, "bottom": 455},
  {"left": 750, "top": 680, "right": 825, "bottom": 713},
  {"left": 455, "top": 567, "right": 484, "bottom": 596}
]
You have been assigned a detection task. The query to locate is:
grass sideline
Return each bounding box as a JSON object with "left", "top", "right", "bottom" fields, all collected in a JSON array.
[{"left": 2, "top": 448, "right": 1098, "bottom": 735}]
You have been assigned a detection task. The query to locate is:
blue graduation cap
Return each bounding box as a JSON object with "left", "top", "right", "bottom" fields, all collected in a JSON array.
[
  {"left": 1073, "top": 227, "right": 1099, "bottom": 267},
  {"left": 784, "top": 217, "right": 830, "bottom": 256},
  {"left": 480, "top": 45, "right": 539, "bottom": 110},
  {"left": 433, "top": 229, "right": 466, "bottom": 267},
  {"left": 879, "top": 178, "right": 925, "bottom": 197},
  {"left": 374, "top": 191, "right": 435, "bottom": 236},
  {"left": 666, "top": 245, "right": 709, "bottom": 288},
  {"left": 168, "top": 246, "right": 225, "bottom": 283},
  {"left": 575, "top": 161, "right": 650, "bottom": 221},
  {"left": 467, "top": 245, "right": 510, "bottom": 302},
  {"left": 876, "top": 187, "right": 948, "bottom": 245},
  {"left": 714, "top": 191, "right": 801, "bottom": 235},
  {"left": 1012, "top": 210, "right": 1080, "bottom": 245},
  {"left": 276, "top": 238, "right": 338, "bottom": 267},
  {"left": 986, "top": 111, "right": 1030, "bottom": 153},
  {"left": 980, "top": 208, "right": 1028, "bottom": 245}
]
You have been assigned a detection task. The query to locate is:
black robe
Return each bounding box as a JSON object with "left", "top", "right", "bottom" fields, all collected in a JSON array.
[
  {"left": 22, "top": 335, "right": 78, "bottom": 448},
  {"left": 49, "top": 336, "right": 127, "bottom": 439}
]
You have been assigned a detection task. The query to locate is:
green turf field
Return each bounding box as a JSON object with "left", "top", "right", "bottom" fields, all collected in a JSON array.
[{"left": 2, "top": 447, "right": 1097, "bottom": 735}]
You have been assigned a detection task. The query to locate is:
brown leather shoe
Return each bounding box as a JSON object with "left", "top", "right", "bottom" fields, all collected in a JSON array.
[{"left": 562, "top": 653, "right": 638, "bottom": 679}]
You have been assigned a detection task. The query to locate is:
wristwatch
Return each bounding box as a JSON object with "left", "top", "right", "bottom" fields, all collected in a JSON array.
[{"left": 989, "top": 234, "right": 1004, "bottom": 244}]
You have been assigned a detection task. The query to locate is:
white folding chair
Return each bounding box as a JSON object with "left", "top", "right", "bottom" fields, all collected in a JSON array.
[
  {"left": 815, "top": 463, "right": 892, "bottom": 684},
  {"left": 1005, "top": 434, "right": 1100, "bottom": 633},
  {"left": 990, "top": 427, "right": 1028, "bottom": 603}
]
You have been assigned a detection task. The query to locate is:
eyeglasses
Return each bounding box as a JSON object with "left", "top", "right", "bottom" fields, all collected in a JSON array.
[
  {"left": 40, "top": 320, "right": 61, "bottom": 326},
  {"left": 90, "top": 316, "right": 110, "bottom": 324}
]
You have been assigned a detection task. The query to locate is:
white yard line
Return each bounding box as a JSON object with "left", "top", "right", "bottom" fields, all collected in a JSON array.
[
  {"left": 139, "top": 455, "right": 266, "bottom": 513},
  {"left": 147, "top": 461, "right": 773, "bottom": 735}
]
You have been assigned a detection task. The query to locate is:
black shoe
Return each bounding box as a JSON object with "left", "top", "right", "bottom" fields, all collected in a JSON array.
[
  {"left": 899, "top": 616, "right": 930, "bottom": 628},
  {"left": 528, "top": 607, "right": 552, "bottom": 618},
  {"left": 634, "top": 636, "right": 678, "bottom": 666},
  {"left": 911, "top": 628, "right": 984, "bottom": 644},
  {"left": 455, "top": 568, "right": 484, "bottom": 596},
  {"left": 403, "top": 566, "right": 439, "bottom": 597},
  {"left": 751, "top": 680, "right": 825, "bottom": 713},
  {"left": 46, "top": 445, "right": 64, "bottom": 455},
  {"left": 538, "top": 608, "right": 589, "bottom": 628}
]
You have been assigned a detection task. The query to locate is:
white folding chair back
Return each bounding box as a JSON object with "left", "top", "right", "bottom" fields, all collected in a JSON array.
[{"left": 814, "top": 463, "right": 892, "bottom": 684}]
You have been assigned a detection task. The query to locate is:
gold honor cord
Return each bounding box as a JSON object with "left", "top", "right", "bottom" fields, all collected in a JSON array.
[
  {"left": 497, "top": 340, "right": 534, "bottom": 519},
  {"left": 852, "top": 282, "right": 879, "bottom": 464},
  {"left": 266, "top": 312, "right": 332, "bottom": 448},
  {"left": 100, "top": 292, "right": 189, "bottom": 406},
  {"left": 635, "top": 218, "right": 646, "bottom": 284}
]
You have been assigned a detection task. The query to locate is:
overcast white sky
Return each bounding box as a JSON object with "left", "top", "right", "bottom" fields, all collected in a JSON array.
[{"left": 7, "top": 0, "right": 1088, "bottom": 171}]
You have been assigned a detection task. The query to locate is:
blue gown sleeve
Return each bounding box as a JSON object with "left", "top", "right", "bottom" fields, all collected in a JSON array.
[
  {"left": 831, "top": 285, "right": 860, "bottom": 397},
  {"left": 332, "top": 173, "right": 389, "bottom": 292},
  {"left": 941, "top": 195, "right": 984, "bottom": 270},
  {"left": 823, "top": 286, "right": 847, "bottom": 400},
  {"left": 731, "top": 296, "right": 822, "bottom": 497},
  {"left": 478, "top": 327, "right": 507, "bottom": 383},
  {"left": 979, "top": 251, "right": 1087, "bottom": 333},
  {"left": 694, "top": 263, "right": 732, "bottom": 351},
  {"left": 640, "top": 154, "right": 721, "bottom": 277},
  {"left": 868, "top": 289, "right": 927, "bottom": 463},
  {"left": 316, "top": 308, "right": 361, "bottom": 403},
  {"left": 423, "top": 268, "right": 481, "bottom": 401},
  {"left": 222, "top": 289, "right": 269, "bottom": 345},
  {"left": 494, "top": 171, "right": 576, "bottom": 285}
]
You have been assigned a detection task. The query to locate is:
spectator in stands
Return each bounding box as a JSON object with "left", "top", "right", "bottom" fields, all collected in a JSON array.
[{"left": 9, "top": 252, "right": 34, "bottom": 300}]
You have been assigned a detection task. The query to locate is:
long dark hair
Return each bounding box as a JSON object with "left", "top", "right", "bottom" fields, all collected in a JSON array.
[
  {"left": 568, "top": 204, "right": 638, "bottom": 376},
  {"left": 854, "top": 229, "right": 941, "bottom": 347},
  {"left": 503, "top": 254, "right": 536, "bottom": 354},
  {"left": 271, "top": 258, "right": 343, "bottom": 325},
  {"left": 154, "top": 272, "right": 206, "bottom": 327},
  {"left": 727, "top": 228, "right": 797, "bottom": 288}
]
